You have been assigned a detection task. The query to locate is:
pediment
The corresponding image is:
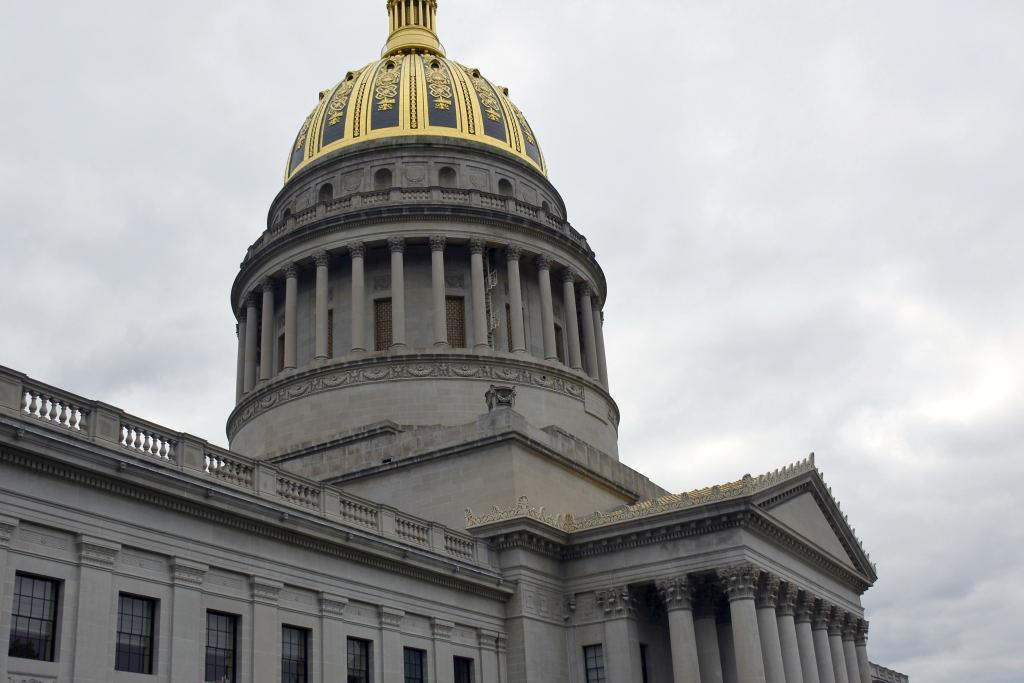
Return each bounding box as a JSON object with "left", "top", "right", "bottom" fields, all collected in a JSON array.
[{"left": 763, "top": 491, "right": 857, "bottom": 569}]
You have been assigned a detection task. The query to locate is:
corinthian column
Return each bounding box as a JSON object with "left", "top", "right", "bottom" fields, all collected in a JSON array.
[
  {"left": 794, "top": 592, "right": 820, "bottom": 683},
  {"left": 243, "top": 292, "right": 258, "bottom": 393},
  {"left": 656, "top": 577, "right": 700, "bottom": 683},
  {"left": 718, "top": 564, "right": 767, "bottom": 683},
  {"left": 430, "top": 236, "right": 448, "bottom": 347},
  {"left": 314, "top": 251, "right": 330, "bottom": 360},
  {"left": 235, "top": 307, "right": 247, "bottom": 401},
  {"left": 259, "top": 277, "right": 276, "bottom": 381},
  {"left": 776, "top": 583, "right": 805, "bottom": 683},
  {"left": 470, "top": 239, "right": 489, "bottom": 350},
  {"left": 592, "top": 301, "right": 609, "bottom": 388},
  {"left": 854, "top": 621, "right": 871, "bottom": 683},
  {"left": 596, "top": 586, "right": 643, "bottom": 682},
  {"left": 694, "top": 584, "right": 725, "bottom": 683},
  {"left": 842, "top": 617, "right": 861, "bottom": 683},
  {"left": 535, "top": 255, "right": 557, "bottom": 360},
  {"left": 505, "top": 244, "right": 526, "bottom": 353},
  {"left": 561, "top": 269, "right": 583, "bottom": 369},
  {"left": 812, "top": 602, "right": 837, "bottom": 683},
  {"left": 756, "top": 574, "right": 786, "bottom": 683},
  {"left": 350, "top": 243, "right": 366, "bottom": 352},
  {"left": 578, "top": 283, "right": 600, "bottom": 380},
  {"left": 283, "top": 263, "right": 298, "bottom": 370},
  {"left": 388, "top": 236, "right": 406, "bottom": 349},
  {"left": 827, "top": 609, "right": 850, "bottom": 683}
]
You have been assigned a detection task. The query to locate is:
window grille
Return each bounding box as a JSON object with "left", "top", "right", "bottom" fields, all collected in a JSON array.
[
  {"left": 454, "top": 656, "right": 475, "bottom": 683},
  {"left": 115, "top": 594, "right": 155, "bottom": 674},
  {"left": 446, "top": 296, "right": 466, "bottom": 348},
  {"left": 584, "top": 645, "right": 606, "bottom": 683},
  {"left": 282, "top": 626, "right": 309, "bottom": 683},
  {"left": 404, "top": 647, "right": 426, "bottom": 683},
  {"left": 347, "top": 637, "right": 372, "bottom": 683},
  {"left": 205, "top": 611, "right": 238, "bottom": 683},
  {"left": 8, "top": 573, "right": 59, "bottom": 661},
  {"left": 375, "top": 298, "right": 393, "bottom": 351}
]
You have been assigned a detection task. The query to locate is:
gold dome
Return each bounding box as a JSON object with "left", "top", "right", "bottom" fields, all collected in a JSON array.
[{"left": 284, "top": 1, "right": 546, "bottom": 182}]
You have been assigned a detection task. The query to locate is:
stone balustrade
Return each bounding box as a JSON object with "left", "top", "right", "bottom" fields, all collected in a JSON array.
[{"left": 0, "top": 365, "right": 487, "bottom": 568}]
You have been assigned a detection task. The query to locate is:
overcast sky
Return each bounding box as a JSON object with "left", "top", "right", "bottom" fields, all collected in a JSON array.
[{"left": 2, "top": 1, "right": 1022, "bottom": 680}]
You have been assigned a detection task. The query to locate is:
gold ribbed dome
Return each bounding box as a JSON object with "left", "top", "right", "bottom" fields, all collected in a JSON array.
[{"left": 285, "top": 1, "right": 546, "bottom": 182}]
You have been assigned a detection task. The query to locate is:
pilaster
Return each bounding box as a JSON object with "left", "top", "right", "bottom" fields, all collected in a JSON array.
[
  {"left": 432, "top": 618, "right": 455, "bottom": 683},
  {"left": 380, "top": 606, "right": 405, "bottom": 683},
  {"left": 169, "top": 558, "right": 208, "bottom": 682},
  {"left": 72, "top": 535, "right": 120, "bottom": 683},
  {"left": 251, "top": 576, "right": 282, "bottom": 683},
  {"left": 597, "top": 586, "right": 643, "bottom": 683},
  {"left": 320, "top": 592, "right": 349, "bottom": 682},
  {"left": 478, "top": 629, "right": 502, "bottom": 683}
]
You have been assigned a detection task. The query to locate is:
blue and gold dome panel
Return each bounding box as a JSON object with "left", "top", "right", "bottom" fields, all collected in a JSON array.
[{"left": 286, "top": 53, "right": 546, "bottom": 182}]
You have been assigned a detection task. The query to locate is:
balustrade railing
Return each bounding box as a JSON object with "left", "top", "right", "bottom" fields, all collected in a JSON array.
[
  {"left": 21, "top": 384, "right": 88, "bottom": 433},
  {"left": 395, "top": 516, "right": 431, "bottom": 545}
]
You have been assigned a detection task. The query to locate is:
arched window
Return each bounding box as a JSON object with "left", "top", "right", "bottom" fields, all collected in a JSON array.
[
  {"left": 439, "top": 167, "right": 457, "bottom": 188},
  {"left": 374, "top": 168, "right": 393, "bottom": 191},
  {"left": 319, "top": 184, "right": 334, "bottom": 203},
  {"left": 282, "top": 208, "right": 293, "bottom": 224},
  {"left": 498, "top": 179, "right": 513, "bottom": 197},
  {"left": 541, "top": 201, "right": 550, "bottom": 214}
]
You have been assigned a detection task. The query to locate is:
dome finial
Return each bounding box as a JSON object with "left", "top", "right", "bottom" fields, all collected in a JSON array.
[{"left": 384, "top": 0, "right": 444, "bottom": 57}]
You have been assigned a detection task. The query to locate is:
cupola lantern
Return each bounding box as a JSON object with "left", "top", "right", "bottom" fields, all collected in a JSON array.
[{"left": 384, "top": 0, "right": 443, "bottom": 56}]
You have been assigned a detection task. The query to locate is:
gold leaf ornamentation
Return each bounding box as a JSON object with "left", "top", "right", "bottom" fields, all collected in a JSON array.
[
  {"left": 462, "top": 65, "right": 502, "bottom": 122},
  {"left": 326, "top": 68, "right": 364, "bottom": 127},
  {"left": 375, "top": 59, "right": 403, "bottom": 112},
  {"left": 423, "top": 57, "right": 453, "bottom": 110}
]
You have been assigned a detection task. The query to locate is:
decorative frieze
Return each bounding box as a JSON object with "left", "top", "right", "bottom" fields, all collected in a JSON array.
[
  {"left": 596, "top": 585, "right": 637, "bottom": 619},
  {"left": 78, "top": 535, "right": 120, "bottom": 570},
  {"left": 172, "top": 558, "right": 209, "bottom": 588},
  {"left": 717, "top": 564, "right": 760, "bottom": 601},
  {"left": 655, "top": 576, "right": 695, "bottom": 612}
]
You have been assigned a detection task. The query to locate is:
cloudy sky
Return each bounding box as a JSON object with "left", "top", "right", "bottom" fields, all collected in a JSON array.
[{"left": 2, "top": 1, "right": 1022, "bottom": 680}]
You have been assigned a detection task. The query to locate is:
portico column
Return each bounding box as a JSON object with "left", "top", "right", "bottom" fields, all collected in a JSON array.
[
  {"left": 827, "top": 609, "right": 850, "bottom": 683},
  {"left": 505, "top": 244, "right": 526, "bottom": 353},
  {"left": 592, "top": 302, "right": 609, "bottom": 389},
  {"left": 693, "top": 585, "right": 725, "bottom": 683},
  {"left": 170, "top": 559, "right": 209, "bottom": 682},
  {"left": 561, "top": 269, "right": 583, "bottom": 369},
  {"left": 579, "top": 283, "right": 600, "bottom": 380},
  {"left": 536, "top": 255, "right": 558, "bottom": 360},
  {"left": 470, "top": 239, "right": 490, "bottom": 349},
  {"left": 350, "top": 243, "right": 366, "bottom": 352},
  {"left": 776, "top": 583, "right": 805, "bottom": 683},
  {"left": 388, "top": 236, "right": 406, "bottom": 348},
  {"left": 842, "top": 617, "right": 861, "bottom": 683},
  {"left": 283, "top": 263, "right": 298, "bottom": 369},
  {"left": 755, "top": 574, "right": 786, "bottom": 683},
  {"left": 854, "top": 621, "right": 871, "bottom": 683},
  {"left": 718, "top": 564, "right": 767, "bottom": 683},
  {"left": 794, "top": 593, "right": 821, "bottom": 683},
  {"left": 243, "top": 293, "right": 259, "bottom": 392},
  {"left": 71, "top": 536, "right": 120, "bottom": 683},
  {"left": 235, "top": 307, "right": 247, "bottom": 401},
  {"left": 430, "top": 235, "right": 449, "bottom": 347},
  {"left": 656, "top": 576, "right": 700, "bottom": 683},
  {"left": 811, "top": 601, "right": 837, "bottom": 683},
  {"left": 314, "top": 251, "right": 330, "bottom": 359},
  {"left": 597, "top": 586, "right": 643, "bottom": 682},
  {"left": 259, "top": 277, "right": 276, "bottom": 380}
]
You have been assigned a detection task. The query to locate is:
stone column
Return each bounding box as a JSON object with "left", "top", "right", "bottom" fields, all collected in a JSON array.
[
  {"left": 350, "top": 243, "right": 366, "bottom": 352},
  {"left": 755, "top": 574, "right": 786, "bottom": 683},
  {"left": 693, "top": 584, "right": 725, "bottom": 683},
  {"left": 283, "top": 263, "right": 298, "bottom": 370},
  {"left": 842, "top": 617, "right": 861, "bottom": 683},
  {"left": 235, "top": 307, "right": 247, "bottom": 401},
  {"left": 718, "top": 564, "right": 767, "bottom": 683},
  {"left": 854, "top": 621, "right": 871, "bottom": 683},
  {"left": 243, "top": 292, "right": 259, "bottom": 392},
  {"left": 794, "top": 592, "right": 821, "bottom": 683},
  {"left": 597, "top": 586, "right": 643, "bottom": 682},
  {"left": 314, "top": 251, "right": 330, "bottom": 360},
  {"left": 479, "top": 629, "right": 501, "bottom": 683},
  {"left": 380, "top": 606, "right": 405, "bottom": 683},
  {"left": 432, "top": 619, "right": 455, "bottom": 683},
  {"left": 251, "top": 577, "right": 283, "bottom": 683},
  {"left": 259, "top": 277, "right": 276, "bottom": 380},
  {"left": 579, "top": 284, "right": 600, "bottom": 380},
  {"left": 592, "top": 302, "right": 609, "bottom": 389},
  {"left": 811, "top": 601, "right": 837, "bottom": 683},
  {"left": 656, "top": 576, "right": 701, "bottom": 683},
  {"left": 388, "top": 237, "right": 407, "bottom": 349},
  {"left": 776, "top": 583, "right": 805, "bottom": 683},
  {"left": 169, "top": 559, "right": 208, "bottom": 682},
  {"left": 827, "top": 608, "right": 850, "bottom": 683},
  {"left": 430, "top": 235, "right": 449, "bottom": 347},
  {"left": 320, "top": 593, "right": 349, "bottom": 683},
  {"left": 71, "top": 536, "right": 120, "bottom": 683},
  {"left": 718, "top": 618, "right": 739, "bottom": 683},
  {"left": 470, "top": 239, "right": 490, "bottom": 350},
  {"left": 561, "top": 269, "right": 583, "bottom": 369},
  {"left": 536, "top": 255, "right": 558, "bottom": 360},
  {"left": 505, "top": 244, "right": 527, "bottom": 353}
]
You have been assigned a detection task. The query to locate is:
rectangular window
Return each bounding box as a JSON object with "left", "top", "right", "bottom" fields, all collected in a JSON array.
[
  {"left": 115, "top": 594, "right": 156, "bottom": 674},
  {"left": 205, "top": 611, "right": 238, "bottom": 683},
  {"left": 327, "top": 309, "right": 335, "bottom": 358},
  {"left": 404, "top": 647, "right": 426, "bottom": 683},
  {"left": 446, "top": 296, "right": 466, "bottom": 348},
  {"left": 583, "top": 645, "right": 605, "bottom": 683},
  {"left": 282, "top": 626, "right": 309, "bottom": 683},
  {"left": 8, "top": 573, "right": 59, "bottom": 662},
  {"left": 374, "top": 298, "right": 393, "bottom": 351},
  {"left": 554, "top": 323, "right": 565, "bottom": 364},
  {"left": 453, "top": 656, "right": 474, "bottom": 683},
  {"left": 347, "top": 637, "right": 372, "bottom": 683}
]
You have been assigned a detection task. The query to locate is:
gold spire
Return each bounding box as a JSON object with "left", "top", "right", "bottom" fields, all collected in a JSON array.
[{"left": 384, "top": 0, "right": 444, "bottom": 57}]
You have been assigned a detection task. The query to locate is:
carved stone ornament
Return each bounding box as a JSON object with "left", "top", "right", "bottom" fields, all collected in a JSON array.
[
  {"left": 579, "top": 282, "right": 593, "bottom": 298},
  {"left": 172, "top": 558, "right": 209, "bottom": 588},
  {"left": 776, "top": 582, "right": 799, "bottom": 617},
  {"left": 561, "top": 268, "right": 578, "bottom": 284},
  {"left": 597, "top": 585, "right": 637, "bottom": 619},
  {"left": 380, "top": 606, "right": 405, "bottom": 630},
  {"left": 314, "top": 251, "right": 331, "bottom": 268},
  {"left": 0, "top": 519, "right": 17, "bottom": 547},
  {"left": 478, "top": 629, "right": 500, "bottom": 651},
  {"left": 432, "top": 618, "right": 454, "bottom": 641},
  {"left": 246, "top": 291, "right": 261, "bottom": 308},
  {"left": 429, "top": 235, "right": 447, "bottom": 252},
  {"left": 812, "top": 600, "right": 834, "bottom": 630},
  {"left": 856, "top": 619, "right": 869, "bottom": 646},
  {"left": 655, "top": 576, "right": 694, "bottom": 612},
  {"left": 717, "top": 564, "right": 760, "bottom": 601},
  {"left": 485, "top": 384, "right": 516, "bottom": 411},
  {"left": 320, "top": 593, "right": 349, "bottom": 620},
  {"left": 535, "top": 254, "right": 551, "bottom": 270},
  {"left": 284, "top": 263, "right": 299, "bottom": 279},
  {"left": 794, "top": 590, "right": 816, "bottom": 624},
  {"left": 251, "top": 577, "right": 283, "bottom": 605},
  {"left": 756, "top": 574, "right": 782, "bottom": 610},
  {"left": 842, "top": 614, "right": 860, "bottom": 640},
  {"left": 261, "top": 277, "right": 276, "bottom": 293},
  {"left": 387, "top": 236, "right": 406, "bottom": 253},
  {"left": 828, "top": 606, "right": 847, "bottom": 637},
  {"left": 348, "top": 242, "right": 366, "bottom": 259},
  {"left": 78, "top": 536, "right": 120, "bottom": 570},
  {"left": 469, "top": 238, "right": 486, "bottom": 255},
  {"left": 465, "top": 496, "right": 576, "bottom": 531},
  {"left": 505, "top": 243, "right": 522, "bottom": 261}
]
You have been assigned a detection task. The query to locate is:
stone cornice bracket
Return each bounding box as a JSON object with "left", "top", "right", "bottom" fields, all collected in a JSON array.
[
  {"left": 348, "top": 242, "right": 366, "bottom": 259},
  {"left": 776, "top": 582, "right": 799, "bottom": 617},
  {"left": 793, "top": 590, "right": 816, "bottom": 624},
  {"left": 320, "top": 592, "right": 348, "bottom": 620},
  {"left": 380, "top": 605, "right": 405, "bottom": 631},
  {"left": 478, "top": 629, "right": 500, "bottom": 651},
  {"left": 284, "top": 262, "right": 299, "bottom": 279},
  {"left": 596, "top": 585, "right": 637, "bottom": 619},
  {"left": 261, "top": 276, "right": 276, "bottom": 293},
  {"left": 172, "top": 558, "right": 209, "bottom": 589},
  {"left": 313, "top": 250, "right": 331, "bottom": 267},
  {"left": 469, "top": 238, "right": 486, "bottom": 255},
  {"left": 429, "top": 235, "right": 447, "bottom": 252},
  {"left": 251, "top": 576, "right": 283, "bottom": 605},
  {"left": 387, "top": 236, "right": 406, "bottom": 253},
  {"left": 78, "top": 534, "right": 121, "bottom": 570},
  {"left": 505, "top": 243, "right": 522, "bottom": 261},
  {"left": 717, "top": 563, "right": 760, "bottom": 601},
  {"left": 561, "top": 267, "right": 578, "bottom": 284},
  {"left": 655, "top": 576, "right": 695, "bottom": 612},
  {"left": 756, "top": 573, "right": 782, "bottom": 610},
  {"left": 535, "top": 254, "right": 551, "bottom": 271},
  {"left": 0, "top": 516, "right": 18, "bottom": 548},
  {"left": 431, "top": 618, "right": 454, "bottom": 641},
  {"left": 856, "top": 619, "right": 869, "bottom": 646}
]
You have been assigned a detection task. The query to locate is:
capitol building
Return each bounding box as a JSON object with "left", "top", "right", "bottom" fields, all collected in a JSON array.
[{"left": 0, "top": 3, "right": 908, "bottom": 682}]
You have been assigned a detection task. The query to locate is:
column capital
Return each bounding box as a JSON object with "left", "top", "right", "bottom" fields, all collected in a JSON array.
[
  {"left": 469, "top": 238, "right": 486, "bottom": 254},
  {"left": 319, "top": 592, "right": 348, "bottom": 620},
  {"left": 776, "top": 582, "right": 799, "bottom": 617},
  {"left": 827, "top": 606, "right": 847, "bottom": 637},
  {"left": 246, "top": 290, "right": 261, "bottom": 307},
  {"left": 579, "top": 282, "right": 594, "bottom": 298},
  {"left": 0, "top": 516, "right": 18, "bottom": 548},
  {"left": 313, "top": 250, "right": 331, "bottom": 267},
  {"left": 478, "top": 629, "right": 500, "bottom": 652},
  {"left": 380, "top": 605, "right": 405, "bottom": 631},
  {"left": 387, "top": 235, "right": 406, "bottom": 253},
  {"left": 841, "top": 614, "right": 859, "bottom": 641},
  {"left": 855, "top": 619, "right": 869, "bottom": 646},
  {"left": 429, "top": 234, "right": 447, "bottom": 252},
  {"left": 284, "top": 262, "right": 299, "bottom": 279},
  {"left": 237, "top": 306, "right": 247, "bottom": 322},
  {"left": 592, "top": 297, "right": 603, "bottom": 312},
  {"left": 432, "top": 618, "right": 454, "bottom": 642},
  {"left": 77, "top": 534, "right": 120, "bottom": 570},
  {"left": 251, "top": 576, "right": 283, "bottom": 605},
  {"left": 561, "top": 267, "right": 578, "bottom": 283},
  {"left": 755, "top": 573, "right": 782, "bottom": 609},
  {"left": 717, "top": 563, "right": 760, "bottom": 601},
  {"left": 348, "top": 242, "right": 366, "bottom": 259},
  {"left": 812, "top": 600, "right": 835, "bottom": 631},
  {"left": 505, "top": 243, "right": 522, "bottom": 261},
  {"left": 535, "top": 254, "right": 551, "bottom": 270},
  {"left": 655, "top": 576, "right": 695, "bottom": 612},
  {"left": 794, "top": 590, "right": 815, "bottom": 624},
  {"left": 260, "top": 276, "right": 276, "bottom": 293},
  {"left": 172, "top": 558, "right": 209, "bottom": 588},
  {"left": 597, "top": 585, "right": 637, "bottom": 619}
]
